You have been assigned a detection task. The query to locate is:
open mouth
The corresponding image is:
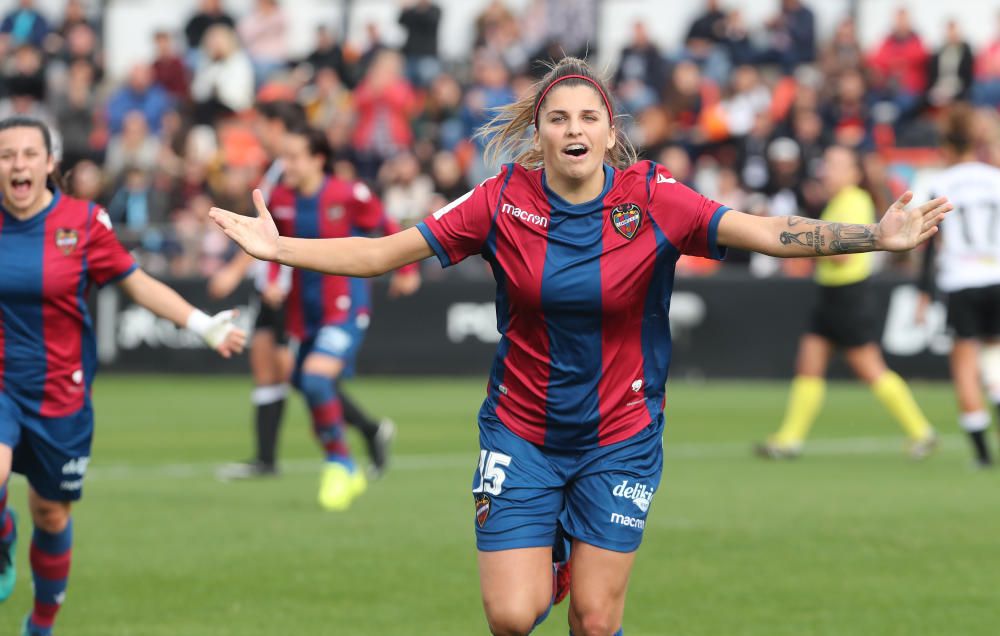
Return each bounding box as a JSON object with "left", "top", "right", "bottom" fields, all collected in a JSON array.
[
  {"left": 562, "top": 144, "right": 589, "bottom": 159},
  {"left": 10, "top": 177, "right": 32, "bottom": 197}
]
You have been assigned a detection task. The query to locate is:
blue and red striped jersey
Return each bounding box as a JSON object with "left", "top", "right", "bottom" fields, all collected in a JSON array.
[
  {"left": 417, "top": 161, "right": 729, "bottom": 451},
  {"left": 0, "top": 191, "right": 137, "bottom": 417},
  {"left": 270, "top": 177, "right": 411, "bottom": 337}
]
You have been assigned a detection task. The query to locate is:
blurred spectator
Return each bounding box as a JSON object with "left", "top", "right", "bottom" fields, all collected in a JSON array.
[
  {"left": 380, "top": 151, "right": 435, "bottom": 227},
  {"left": 237, "top": 0, "right": 289, "bottom": 86},
  {"left": 718, "top": 65, "right": 771, "bottom": 139},
  {"left": 822, "top": 67, "right": 873, "bottom": 149},
  {"left": 867, "top": 8, "right": 928, "bottom": 120},
  {"left": 686, "top": 0, "right": 727, "bottom": 45},
  {"left": 413, "top": 72, "right": 464, "bottom": 151},
  {"left": 356, "top": 22, "right": 388, "bottom": 82},
  {"left": 539, "top": 0, "right": 598, "bottom": 61},
  {"left": 104, "top": 110, "right": 161, "bottom": 185},
  {"left": 303, "top": 25, "right": 350, "bottom": 87},
  {"left": 614, "top": 22, "right": 668, "bottom": 114},
  {"left": 0, "top": 0, "right": 49, "bottom": 53},
  {"left": 663, "top": 60, "right": 719, "bottom": 145},
  {"left": 171, "top": 192, "right": 231, "bottom": 277},
  {"left": 184, "top": 0, "right": 235, "bottom": 52},
  {"left": 107, "top": 166, "right": 171, "bottom": 237},
  {"left": 759, "top": 0, "right": 816, "bottom": 73},
  {"left": 191, "top": 25, "right": 254, "bottom": 125},
  {"left": 301, "top": 67, "right": 351, "bottom": 130},
  {"left": 738, "top": 110, "right": 776, "bottom": 191},
  {"left": 351, "top": 50, "right": 417, "bottom": 180},
  {"left": 818, "top": 18, "right": 862, "bottom": 77},
  {"left": 398, "top": 0, "right": 442, "bottom": 87},
  {"left": 52, "top": 59, "right": 102, "bottom": 169},
  {"left": 4, "top": 44, "right": 46, "bottom": 103},
  {"left": 722, "top": 9, "right": 755, "bottom": 67},
  {"left": 462, "top": 51, "right": 515, "bottom": 182},
  {"left": 634, "top": 106, "right": 673, "bottom": 162},
  {"left": 973, "top": 12, "right": 1000, "bottom": 107},
  {"left": 106, "top": 63, "right": 173, "bottom": 135},
  {"left": 430, "top": 150, "right": 469, "bottom": 201},
  {"left": 66, "top": 158, "right": 102, "bottom": 201},
  {"left": 926, "top": 19, "right": 974, "bottom": 109},
  {"left": 153, "top": 31, "right": 190, "bottom": 103}
]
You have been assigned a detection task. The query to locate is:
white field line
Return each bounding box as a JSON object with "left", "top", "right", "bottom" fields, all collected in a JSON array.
[{"left": 74, "top": 435, "right": 967, "bottom": 482}]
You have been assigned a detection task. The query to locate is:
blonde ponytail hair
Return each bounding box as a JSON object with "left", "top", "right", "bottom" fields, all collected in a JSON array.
[{"left": 479, "top": 57, "right": 637, "bottom": 170}]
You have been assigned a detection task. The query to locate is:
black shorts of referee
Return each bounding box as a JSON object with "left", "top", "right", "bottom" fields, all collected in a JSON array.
[{"left": 808, "top": 280, "right": 879, "bottom": 348}]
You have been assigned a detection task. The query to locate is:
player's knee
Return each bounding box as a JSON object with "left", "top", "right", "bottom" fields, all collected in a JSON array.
[
  {"left": 569, "top": 606, "right": 618, "bottom": 636},
  {"left": 483, "top": 600, "right": 545, "bottom": 636},
  {"left": 298, "top": 373, "right": 333, "bottom": 402},
  {"left": 30, "top": 500, "right": 70, "bottom": 533}
]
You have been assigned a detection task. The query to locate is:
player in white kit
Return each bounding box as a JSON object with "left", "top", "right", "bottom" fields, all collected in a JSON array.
[{"left": 917, "top": 104, "right": 1000, "bottom": 467}]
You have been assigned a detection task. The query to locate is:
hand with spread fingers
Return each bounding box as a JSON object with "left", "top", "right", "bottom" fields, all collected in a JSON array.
[
  {"left": 210, "top": 189, "right": 280, "bottom": 262},
  {"left": 876, "top": 192, "right": 952, "bottom": 253}
]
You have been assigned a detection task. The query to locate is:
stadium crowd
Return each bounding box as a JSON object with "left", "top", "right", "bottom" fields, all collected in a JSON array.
[{"left": 2, "top": 0, "right": 1000, "bottom": 279}]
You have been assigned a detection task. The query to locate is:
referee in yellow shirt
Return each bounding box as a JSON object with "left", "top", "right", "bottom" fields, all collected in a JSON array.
[{"left": 757, "top": 145, "right": 938, "bottom": 459}]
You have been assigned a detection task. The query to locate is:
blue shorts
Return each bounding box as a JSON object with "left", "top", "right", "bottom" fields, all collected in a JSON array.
[
  {"left": 473, "top": 414, "right": 664, "bottom": 554},
  {"left": 292, "top": 320, "right": 367, "bottom": 383},
  {"left": 0, "top": 392, "right": 93, "bottom": 502}
]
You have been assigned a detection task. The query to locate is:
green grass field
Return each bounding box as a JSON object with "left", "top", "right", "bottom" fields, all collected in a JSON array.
[{"left": 2, "top": 376, "right": 998, "bottom": 635}]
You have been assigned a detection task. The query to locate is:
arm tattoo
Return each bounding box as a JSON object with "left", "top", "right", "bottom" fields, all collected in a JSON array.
[
  {"left": 776, "top": 217, "right": 878, "bottom": 255},
  {"left": 780, "top": 229, "right": 825, "bottom": 254},
  {"left": 829, "top": 224, "right": 877, "bottom": 252}
]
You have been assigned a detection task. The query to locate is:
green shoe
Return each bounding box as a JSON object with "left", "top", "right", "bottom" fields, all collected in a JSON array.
[{"left": 0, "top": 509, "right": 16, "bottom": 603}]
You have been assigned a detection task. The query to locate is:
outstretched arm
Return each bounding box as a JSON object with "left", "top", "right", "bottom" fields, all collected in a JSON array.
[
  {"left": 118, "top": 269, "right": 246, "bottom": 358},
  {"left": 717, "top": 192, "right": 951, "bottom": 257},
  {"left": 209, "top": 189, "right": 434, "bottom": 277}
]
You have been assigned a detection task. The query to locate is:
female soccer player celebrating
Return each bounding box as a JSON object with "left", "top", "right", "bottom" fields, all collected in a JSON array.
[
  {"left": 0, "top": 117, "right": 245, "bottom": 636},
  {"left": 211, "top": 58, "right": 949, "bottom": 636}
]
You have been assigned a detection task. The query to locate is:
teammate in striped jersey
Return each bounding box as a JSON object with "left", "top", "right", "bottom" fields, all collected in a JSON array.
[
  {"left": 917, "top": 103, "right": 1000, "bottom": 467},
  {"left": 211, "top": 58, "right": 950, "bottom": 635},
  {"left": 0, "top": 117, "right": 245, "bottom": 636},
  {"left": 211, "top": 101, "right": 398, "bottom": 482},
  {"left": 263, "top": 123, "right": 419, "bottom": 510}
]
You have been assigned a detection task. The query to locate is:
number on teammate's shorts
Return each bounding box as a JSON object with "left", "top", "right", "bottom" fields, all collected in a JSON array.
[{"left": 473, "top": 450, "right": 511, "bottom": 496}]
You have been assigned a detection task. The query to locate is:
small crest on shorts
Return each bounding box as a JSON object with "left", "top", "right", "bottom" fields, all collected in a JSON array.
[
  {"left": 611, "top": 203, "right": 642, "bottom": 240},
  {"left": 475, "top": 494, "right": 491, "bottom": 528},
  {"left": 55, "top": 228, "right": 79, "bottom": 255}
]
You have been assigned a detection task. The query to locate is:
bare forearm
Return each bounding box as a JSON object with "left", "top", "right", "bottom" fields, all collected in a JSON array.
[
  {"left": 119, "top": 269, "right": 196, "bottom": 326},
  {"left": 276, "top": 236, "right": 386, "bottom": 277},
  {"left": 766, "top": 216, "right": 880, "bottom": 258},
  {"left": 274, "top": 227, "right": 433, "bottom": 277}
]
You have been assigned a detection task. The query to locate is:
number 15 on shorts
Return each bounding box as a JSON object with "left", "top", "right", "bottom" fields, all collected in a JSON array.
[{"left": 473, "top": 450, "right": 511, "bottom": 496}]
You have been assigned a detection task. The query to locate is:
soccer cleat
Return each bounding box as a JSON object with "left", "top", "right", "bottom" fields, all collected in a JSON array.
[
  {"left": 553, "top": 560, "right": 571, "bottom": 605},
  {"left": 318, "top": 462, "right": 364, "bottom": 511},
  {"left": 365, "top": 418, "right": 396, "bottom": 480},
  {"left": 907, "top": 432, "right": 938, "bottom": 461},
  {"left": 0, "top": 510, "right": 16, "bottom": 603},
  {"left": 215, "top": 460, "right": 278, "bottom": 482},
  {"left": 754, "top": 440, "right": 802, "bottom": 460}
]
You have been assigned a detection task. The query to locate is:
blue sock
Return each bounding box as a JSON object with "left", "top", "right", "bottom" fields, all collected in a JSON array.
[
  {"left": 30, "top": 518, "right": 73, "bottom": 634},
  {"left": 299, "top": 373, "right": 354, "bottom": 469}
]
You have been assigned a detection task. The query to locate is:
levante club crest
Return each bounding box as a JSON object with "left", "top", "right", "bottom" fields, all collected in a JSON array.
[
  {"left": 55, "top": 228, "right": 79, "bottom": 255},
  {"left": 611, "top": 203, "right": 642, "bottom": 239},
  {"left": 475, "top": 494, "right": 491, "bottom": 528}
]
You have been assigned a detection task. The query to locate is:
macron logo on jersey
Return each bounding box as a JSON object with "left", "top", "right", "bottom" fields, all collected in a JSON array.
[
  {"left": 656, "top": 173, "right": 676, "bottom": 184},
  {"left": 501, "top": 203, "right": 548, "bottom": 228}
]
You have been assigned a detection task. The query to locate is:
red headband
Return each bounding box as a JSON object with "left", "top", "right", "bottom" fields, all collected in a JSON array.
[{"left": 532, "top": 74, "right": 614, "bottom": 128}]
